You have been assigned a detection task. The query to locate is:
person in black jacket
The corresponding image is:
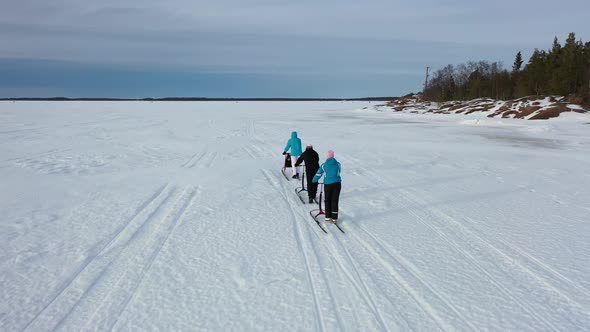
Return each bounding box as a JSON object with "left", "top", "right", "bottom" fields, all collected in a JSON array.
[{"left": 295, "top": 144, "right": 320, "bottom": 203}]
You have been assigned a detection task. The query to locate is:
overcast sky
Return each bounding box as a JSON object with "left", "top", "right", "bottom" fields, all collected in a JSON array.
[{"left": 1, "top": 0, "right": 589, "bottom": 98}]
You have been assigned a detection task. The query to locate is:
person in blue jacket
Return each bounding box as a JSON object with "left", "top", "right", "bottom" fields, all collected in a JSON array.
[
  {"left": 313, "top": 150, "right": 341, "bottom": 223},
  {"left": 282, "top": 131, "right": 302, "bottom": 179}
]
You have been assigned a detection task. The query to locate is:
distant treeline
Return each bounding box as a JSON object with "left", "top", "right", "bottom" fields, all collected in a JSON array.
[
  {"left": 423, "top": 33, "right": 590, "bottom": 103},
  {"left": 0, "top": 97, "right": 398, "bottom": 102}
]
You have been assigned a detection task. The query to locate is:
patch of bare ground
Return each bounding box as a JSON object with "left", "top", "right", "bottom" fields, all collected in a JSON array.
[
  {"left": 448, "top": 104, "right": 465, "bottom": 111},
  {"left": 529, "top": 105, "right": 571, "bottom": 120},
  {"left": 501, "top": 110, "right": 519, "bottom": 118},
  {"left": 564, "top": 94, "right": 584, "bottom": 104},
  {"left": 488, "top": 105, "right": 511, "bottom": 118},
  {"left": 386, "top": 94, "right": 588, "bottom": 120},
  {"left": 515, "top": 106, "right": 542, "bottom": 119}
]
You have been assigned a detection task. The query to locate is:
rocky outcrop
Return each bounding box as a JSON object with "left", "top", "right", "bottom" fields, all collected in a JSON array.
[{"left": 385, "top": 95, "right": 588, "bottom": 120}]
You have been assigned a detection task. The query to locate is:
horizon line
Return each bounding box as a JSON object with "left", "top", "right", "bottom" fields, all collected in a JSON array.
[{"left": 0, "top": 96, "right": 400, "bottom": 102}]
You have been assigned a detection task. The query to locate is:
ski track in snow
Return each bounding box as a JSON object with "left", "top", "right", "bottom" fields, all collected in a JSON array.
[
  {"left": 2, "top": 101, "right": 589, "bottom": 331},
  {"left": 265, "top": 169, "right": 444, "bottom": 331},
  {"left": 262, "top": 170, "right": 329, "bottom": 332},
  {"left": 21, "top": 184, "right": 199, "bottom": 332},
  {"left": 265, "top": 167, "right": 396, "bottom": 331},
  {"left": 352, "top": 165, "right": 590, "bottom": 330},
  {"left": 412, "top": 189, "right": 590, "bottom": 326},
  {"left": 181, "top": 151, "right": 218, "bottom": 169}
]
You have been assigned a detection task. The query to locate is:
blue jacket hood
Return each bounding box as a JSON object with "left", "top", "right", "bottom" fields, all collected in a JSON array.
[
  {"left": 284, "top": 131, "right": 302, "bottom": 156},
  {"left": 312, "top": 157, "right": 341, "bottom": 184},
  {"left": 324, "top": 157, "right": 338, "bottom": 166}
]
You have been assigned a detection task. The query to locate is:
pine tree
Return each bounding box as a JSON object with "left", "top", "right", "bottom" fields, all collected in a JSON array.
[
  {"left": 512, "top": 51, "right": 523, "bottom": 73},
  {"left": 511, "top": 51, "right": 524, "bottom": 98},
  {"left": 584, "top": 42, "right": 590, "bottom": 102},
  {"left": 423, "top": 33, "right": 588, "bottom": 102},
  {"left": 516, "top": 49, "right": 548, "bottom": 97},
  {"left": 547, "top": 36, "right": 562, "bottom": 94}
]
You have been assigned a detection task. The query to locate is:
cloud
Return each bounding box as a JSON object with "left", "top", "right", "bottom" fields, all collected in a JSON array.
[{"left": 1, "top": 0, "right": 588, "bottom": 97}]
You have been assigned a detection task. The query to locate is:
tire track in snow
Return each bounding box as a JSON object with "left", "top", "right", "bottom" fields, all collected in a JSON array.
[
  {"left": 494, "top": 238, "right": 590, "bottom": 299},
  {"left": 22, "top": 185, "right": 198, "bottom": 332},
  {"left": 389, "top": 173, "right": 590, "bottom": 327},
  {"left": 390, "top": 186, "right": 565, "bottom": 331},
  {"left": 20, "top": 183, "right": 172, "bottom": 332},
  {"left": 246, "top": 119, "right": 255, "bottom": 137},
  {"left": 343, "top": 170, "right": 479, "bottom": 330},
  {"left": 104, "top": 187, "right": 199, "bottom": 331},
  {"left": 325, "top": 235, "right": 396, "bottom": 332},
  {"left": 182, "top": 151, "right": 207, "bottom": 168},
  {"left": 205, "top": 151, "right": 218, "bottom": 168},
  {"left": 182, "top": 151, "right": 218, "bottom": 169},
  {"left": 417, "top": 181, "right": 590, "bottom": 305},
  {"left": 262, "top": 169, "right": 328, "bottom": 332},
  {"left": 343, "top": 224, "right": 463, "bottom": 331},
  {"left": 426, "top": 209, "right": 590, "bottom": 326},
  {"left": 59, "top": 187, "right": 198, "bottom": 332},
  {"left": 244, "top": 146, "right": 257, "bottom": 160},
  {"left": 0, "top": 148, "right": 72, "bottom": 168},
  {"left": 359, "top": 167, "right": 587, "bottom": 329},
  {"left": 0, "top": 116, "right": 132, "bottom": 136}
]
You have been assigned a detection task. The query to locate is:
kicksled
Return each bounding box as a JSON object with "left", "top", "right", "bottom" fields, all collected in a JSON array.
[
  {"left": 281, "top": 153, "right": 293, "bottom": 181},
  {"left": 281, "top": 154, "right": 344, "bottom": 234},
  {"left": 309, "top": 184, "right": 344, "bottom": 234}
]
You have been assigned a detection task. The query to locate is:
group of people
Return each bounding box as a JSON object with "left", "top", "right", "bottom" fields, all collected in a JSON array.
[{"left": 283, "top": 131, "right": 342, "bottom": 224}]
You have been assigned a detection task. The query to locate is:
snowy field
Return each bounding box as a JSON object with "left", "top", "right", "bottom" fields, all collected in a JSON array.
[{"left": 1, "top": 101, "right": 590, "bottom": 331}]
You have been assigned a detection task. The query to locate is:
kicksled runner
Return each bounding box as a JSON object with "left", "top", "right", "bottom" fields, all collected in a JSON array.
[
  {"left": 281, "top": 154, "right": 344, "bottom": 234},
  {"left": 309, "top": 184, "right": 345, "bottom": 234},
  {"left": 281, "top": 153, "right": 294, "bottom": 181}
]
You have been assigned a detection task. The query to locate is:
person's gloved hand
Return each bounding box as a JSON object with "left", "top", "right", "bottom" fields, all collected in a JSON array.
[{"left": 282, "top": 151, "right": 286, "bottom": 155}]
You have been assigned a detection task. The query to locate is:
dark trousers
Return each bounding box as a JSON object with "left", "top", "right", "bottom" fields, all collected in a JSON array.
[
  {"left": 306, "top": 168, "right": 318, "bottom": 199},
  {"left": 324, "top": 182, "right": 341, "bottom": 220}
]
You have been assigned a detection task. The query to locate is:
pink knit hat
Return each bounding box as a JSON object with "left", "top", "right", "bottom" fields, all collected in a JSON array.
[{"left": 326, "top": 150, "right": 334, "bottom": 159}]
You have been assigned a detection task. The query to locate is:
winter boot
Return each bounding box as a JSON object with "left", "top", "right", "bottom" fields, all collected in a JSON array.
[
  {"left": 309, "top": 198, "right": 314, "bottom": 204},
  {"left": 325, "top": 217, "right": 334, "bottom": 224}
]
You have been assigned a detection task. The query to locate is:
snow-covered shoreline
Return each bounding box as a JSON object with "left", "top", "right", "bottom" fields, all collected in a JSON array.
[
  {"left": 2, "top": 101, "right": 590, "bottom": 331},
  {"left": 381, "top": 95, "right": 590, "bottom": 121}
]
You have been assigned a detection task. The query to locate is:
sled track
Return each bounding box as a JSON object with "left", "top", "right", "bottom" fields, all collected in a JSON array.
[
  {"left": 390, "top": 186, "right": 566, "bottom": 331},
  {"left": 182, "top": 151, "right": 218, "bottom": 169},
  {"left": 358, "top": 166, "right": 588, "bottom": 329},
  {"left": 0, "top": 116, "right": 132, "bottom": 136},
  {"left": 0, "top": 148, "right": 72, "bottom": 166},
  {"left": 349, "top": 223, "right": 477, "bottom": 331},
  {"left": 182, "top": 152, "right": 207, "bottom": 168},
  {"left": 391, "top": 170, "right": 590, "bottom": 325},
  {"left": 22, "top": 184, "right": 198, "bottom": 332},
  {"left": 263, "top": 169, "right": 398, "bottom": 331},
  {"left": 271, "top": 171, "right": 356, "bottom": 331},
  {"left": 494, "top": 237, "right": 590, "bottom": 301},
  {"left": 326, "top": 234, "right": 395, "bottom": 331},
  {"left": 262, "top": 170, "right": 328, "bottom": 332}
]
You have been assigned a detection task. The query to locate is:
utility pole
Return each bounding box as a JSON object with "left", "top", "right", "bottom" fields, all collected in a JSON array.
[{"left": 423, "top": 66, "right": 430, "bottom": 99}]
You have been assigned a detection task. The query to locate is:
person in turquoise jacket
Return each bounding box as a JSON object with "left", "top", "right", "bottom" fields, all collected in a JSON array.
[
  {"left": 313, "top": 150, "right": 341, "bottom": 223},
  {"left": 283, "top": 131, "right": 302, "bottom": 178}
]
